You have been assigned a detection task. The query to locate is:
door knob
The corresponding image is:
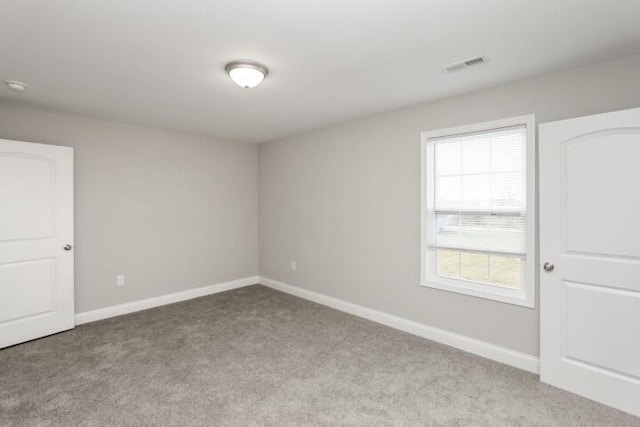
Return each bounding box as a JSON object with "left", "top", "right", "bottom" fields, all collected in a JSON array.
[
  {"left": 63, "top": 244, "right": 73, "bottom": 251},
  {"left": 543, "top": 262, "right": 554, "bottom": 272}
]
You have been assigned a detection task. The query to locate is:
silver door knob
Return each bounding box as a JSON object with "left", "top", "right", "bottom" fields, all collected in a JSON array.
[
  {"left": 543, "top": 262, "right": 554, "bottom": 272},
  {"left": 63, "top": 244, "right": 73, "bottom": 251}
]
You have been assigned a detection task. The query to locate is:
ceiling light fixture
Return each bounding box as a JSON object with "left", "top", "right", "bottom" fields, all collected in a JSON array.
[
  {"left": 225, "top": 60, "right": 268, "bottom": 89},
  {"left": 5, "top": 80, "right": 28, "bottom": 92}
]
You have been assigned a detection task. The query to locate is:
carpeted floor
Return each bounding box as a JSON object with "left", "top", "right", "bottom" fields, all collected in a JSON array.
[{"left": 1, "top": 285, "right": 638, "bottom": 426}]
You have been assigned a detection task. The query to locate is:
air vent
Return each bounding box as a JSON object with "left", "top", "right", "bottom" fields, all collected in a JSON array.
[{"left": 446, "top": 56, "right": 486, "bottom": 73}]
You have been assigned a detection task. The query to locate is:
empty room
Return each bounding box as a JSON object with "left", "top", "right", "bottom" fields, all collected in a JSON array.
[{"left": 1, "top": 1, "right": 640, "bottom": 425}]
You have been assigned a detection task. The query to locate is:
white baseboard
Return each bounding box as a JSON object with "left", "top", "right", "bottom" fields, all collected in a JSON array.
[
  {"left": 259, "top": 276, "right": 539, "bottom": 374},
  {"left": 75, "top": 276, "right": 259, "bottom": 325}
]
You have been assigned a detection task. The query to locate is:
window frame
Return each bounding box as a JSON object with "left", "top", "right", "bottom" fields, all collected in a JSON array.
[{"left": 420, "top": 115, "right": 536, "bottom": 308}]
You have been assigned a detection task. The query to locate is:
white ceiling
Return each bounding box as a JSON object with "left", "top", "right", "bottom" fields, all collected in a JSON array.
[{"left": 1, "top": 0, "right": 640, "bottom": 143}]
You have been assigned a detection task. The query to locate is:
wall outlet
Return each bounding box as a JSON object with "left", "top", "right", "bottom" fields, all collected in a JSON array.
[
  {"left": 290, "top": 260, "right": 297, "bottom": 270},
  {"left": 116, "top": 274, "right": 125, "bottom": 286}
]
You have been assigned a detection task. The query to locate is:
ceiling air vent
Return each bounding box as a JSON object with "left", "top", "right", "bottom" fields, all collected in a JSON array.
[{"left": 445, "top": 56, "right": 485, "bottom": 73}]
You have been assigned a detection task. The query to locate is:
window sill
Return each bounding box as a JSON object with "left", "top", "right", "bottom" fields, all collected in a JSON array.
[{"left": 419, "top": 279, "right": 535, "bottom": 308}]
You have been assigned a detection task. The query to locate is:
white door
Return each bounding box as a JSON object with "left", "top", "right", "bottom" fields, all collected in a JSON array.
[
  {"left": 0, "top": 139, "right": 74, "bottom": 349},
  {"left": 540, "top": 108, "right": 640, "bottom": 417}
]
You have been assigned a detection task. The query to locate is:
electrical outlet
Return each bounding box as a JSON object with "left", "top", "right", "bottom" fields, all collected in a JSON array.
[
  {"left": 116, "top": 274, "right": 125, "bottom": 286},
  {"left": 290, "top": 260, "right": 297, "bottom": 270}
]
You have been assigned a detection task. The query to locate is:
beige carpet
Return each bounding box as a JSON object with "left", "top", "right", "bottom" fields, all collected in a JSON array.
[{"left": 1, "top": 284, "right": 638, "bottom": 426}]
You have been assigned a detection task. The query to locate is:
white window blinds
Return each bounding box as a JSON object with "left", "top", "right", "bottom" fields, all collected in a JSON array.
[
  {"left": 426, "top": 125, "right": 527, "bottom": 289},
  {"left": 429, "top": 124, "right": 527, "bottom": 255},
  {"left": 422, "top": 115, "right": 535, "bottom": 305}
]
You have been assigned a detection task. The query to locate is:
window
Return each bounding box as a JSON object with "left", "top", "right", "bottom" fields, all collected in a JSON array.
[{"left": 421, "top": 115, "right": 536, "bottom": 307}]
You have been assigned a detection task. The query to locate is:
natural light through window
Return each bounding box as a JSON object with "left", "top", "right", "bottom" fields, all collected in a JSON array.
[{"left": 421, "top": 116, "right": 536, "bottom": 307}]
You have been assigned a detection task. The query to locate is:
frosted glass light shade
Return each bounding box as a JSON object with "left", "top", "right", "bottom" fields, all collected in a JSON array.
[{"left": 225, "top": 61, "right": 268, "bottom": 89}]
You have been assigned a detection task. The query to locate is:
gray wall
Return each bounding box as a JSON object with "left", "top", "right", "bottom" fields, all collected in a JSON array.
[
  {"left": 258, "top": 53, "right": 640, "bottom": 356},
  {"left": 0, "top": 103, "right": 258, "bottom": 313}
]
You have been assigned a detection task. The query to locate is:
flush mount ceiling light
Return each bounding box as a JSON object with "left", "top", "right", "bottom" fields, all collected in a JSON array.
[
  {"left": 5, "top": 80, "right": 28, "bottom": 92},
  {"left": 225, "top": 60, "right": 268, "bottom": 89}
]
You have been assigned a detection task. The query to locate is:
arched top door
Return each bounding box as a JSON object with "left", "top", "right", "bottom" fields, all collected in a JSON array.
[
  {"left": 0, "top": 139, "right": 74, "bottom": 348},
  {"left": 539, "top": 108, "right": 640, "bottom": 418}
]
